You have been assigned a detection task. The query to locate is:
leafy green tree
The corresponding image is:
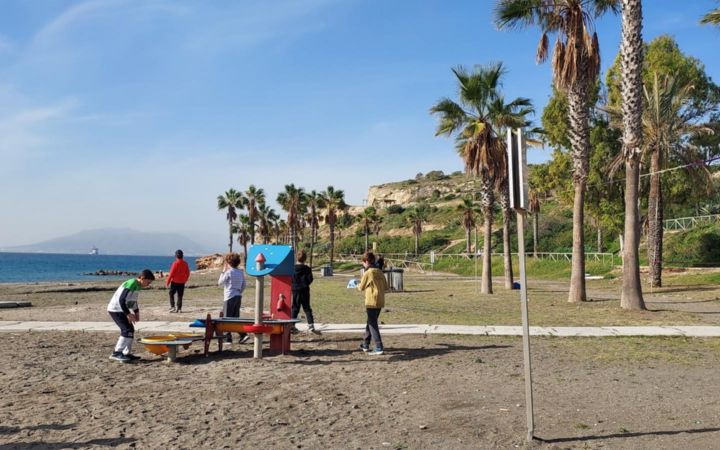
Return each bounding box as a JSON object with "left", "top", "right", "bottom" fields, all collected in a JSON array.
[
  {"left": 496, "top": 0, "right": 619, "bottom": 303},
  {"left": 217, "top": 189, "right": 244, "bottom": 252}
]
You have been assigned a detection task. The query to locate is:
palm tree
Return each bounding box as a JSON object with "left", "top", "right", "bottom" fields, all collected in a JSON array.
[
  {"left": 320, "top": 186, "right": 347, "bottom": 266},
  {"left": 358, "top": 207, "right": 379, "bottom": 253},
  {"left": 373, "top": 215, "right": 384, "bottom": 240},
  {"left": 406, "top": 205, "right": 429, "bottom": 255},
  {"left": 236, "top": 214, "right": 251, "bottom": 265},
  {"left": 617, "top": 0, "right": 645, "bottom": 310},
  {"left": 701, "top": 6, "right": 720, "bottom": 25},
  {"left": 496, "top": 0, "right": 619, "bottom": 303},
  {"left": 217, "top": 189, "right": 244, "bottom": 252},
  {"left": 277, "top": 184, "right": 305, "bottom": 252},
  {"left": 243, "top": 185, "right": 265, "bottom": 245},
  {"left": 528, "top": 190, "right": 541, "bottom": 258},
  {"left": 457, "top": 196, "right": 479, "bottom": 253},
  {"left": 305, "top": 190, "right": 325, "bottom": 267},
  {"left": 257, "top": 202, "right": 277, "bottom": 244},
  {"left": 430, "top": 63, "right": 532, "bottom": 294},
  {"left": 643, "top": 73, "right": 713, "bottom": 288}
]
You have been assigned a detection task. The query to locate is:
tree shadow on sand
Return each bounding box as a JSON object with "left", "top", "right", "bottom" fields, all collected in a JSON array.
[
  {"left": 282, "top": 343, "right": 511, "bottom": 366},
  {"left": 536, "top": 426, "right": 720, "bottom": 445},
  {"left": 0, "top": 423, "right": 76, "bottom": 435},
  {"left": 0, "top": 437, "right": 136, "bottom": 449}
]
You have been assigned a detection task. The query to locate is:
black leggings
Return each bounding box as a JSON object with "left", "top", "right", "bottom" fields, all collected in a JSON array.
[
  {"left": 168, "top": 282, "right": 185, "bottom": 310},
  {"left": 291, "top": 288, "right": 314, "bottom": 325}
]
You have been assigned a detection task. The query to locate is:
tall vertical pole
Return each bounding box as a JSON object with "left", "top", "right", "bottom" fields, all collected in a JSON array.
[
  {"left": 516, "top": 210, "right": 534, "bottom": 441},
  {"left": 254, "top": 253, "right": 266, "bottom": 359}
]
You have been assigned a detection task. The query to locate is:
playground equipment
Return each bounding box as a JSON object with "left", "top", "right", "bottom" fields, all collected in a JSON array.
[
  {"left": 139, "top": 332, "right": 204, "bottom": 362},
  {"left": 198, "top": 244, "right": 300, "bottom": 358}
]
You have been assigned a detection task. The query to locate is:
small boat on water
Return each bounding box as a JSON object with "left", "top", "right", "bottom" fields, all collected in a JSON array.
[{"left": 89, "top": 246, "right": 99, "bottom": 255}]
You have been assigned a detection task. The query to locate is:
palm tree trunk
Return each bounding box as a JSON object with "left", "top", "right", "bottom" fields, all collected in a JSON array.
[
  {"left": 532, "top": 211, "right": 538, "bottom": 258},
  {"left": 329, "top": 224, "right": 335, "bottom": 266},
  {"left": 597, "top": 224, "right": 602, "bottom": 253},
  {"left": 465, "top": 227, "right": 471, "bottom": 253},
  {"left": 414, "top": 232, "right": 419, "bottom": 255},
  {"left": 568, "top": 181, "right": 587, "bottom": 303},
  {"left": 310, "top": 225, "right": 316, "bottom": 268},
  {"left": 500, "top": 185, "right": 514, "bottom": 289},
  {"left": 228, "top": 220, "right": 233, "bottom": 253},
  {"left": 364, "top": 228, "right": 369, "bottom": 253},
  {"left": 620, "top": 0, "right": 646, "bottom": 310},
  {"left": 250, "top": 223, "right": 255, "bottom": 245},
  {"left": 482, "top": 211, "right": 493, "bottom": 294},
  {"left": 647, "top": 149, "right": 663, "bottom": 287},
  {"left": 566, "top": 85, "right": 590, "bottom": 303}
]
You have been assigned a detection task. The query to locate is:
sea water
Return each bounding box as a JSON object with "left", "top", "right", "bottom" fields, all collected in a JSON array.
[{"left": 0, "top": 252, "right": 197, "bottom": 283}]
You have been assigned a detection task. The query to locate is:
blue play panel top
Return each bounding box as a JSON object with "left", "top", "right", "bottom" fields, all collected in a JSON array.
[{"left": 245, "top": 244, "right": 295, "bottom": 276}]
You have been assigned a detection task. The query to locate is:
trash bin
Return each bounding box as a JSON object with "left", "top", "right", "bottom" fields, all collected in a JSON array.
[
  {"left": 383, "top": 268, "right": 404, "bottom": 292},
  {"left": 320, "top": 265, "right": 333, "bottom": 277}
]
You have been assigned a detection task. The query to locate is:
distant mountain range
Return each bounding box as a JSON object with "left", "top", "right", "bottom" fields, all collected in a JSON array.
[{"left": 0, "top": 228, "right": 216, "bottom": 256}]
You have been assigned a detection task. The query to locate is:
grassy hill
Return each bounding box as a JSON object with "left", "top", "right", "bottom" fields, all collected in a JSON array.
[{"left": 307, "top": 170, "right": 720, "bottom": 276}]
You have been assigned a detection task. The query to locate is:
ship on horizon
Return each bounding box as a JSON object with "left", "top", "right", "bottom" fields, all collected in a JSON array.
[{"left": 89, "top": 246, "right": 99, "bottom": 255}]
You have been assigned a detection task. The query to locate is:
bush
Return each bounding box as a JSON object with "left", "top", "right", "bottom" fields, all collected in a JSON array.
[{"left": 387, "top": 204, "right": 404, "bottom": 214}]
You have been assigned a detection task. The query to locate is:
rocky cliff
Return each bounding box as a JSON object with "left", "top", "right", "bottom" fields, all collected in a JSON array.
[{"left": 366, "top": 170, "right": 475, "bottom": 208}]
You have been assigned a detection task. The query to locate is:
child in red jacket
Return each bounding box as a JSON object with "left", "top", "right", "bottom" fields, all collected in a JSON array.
[{"left": 167, "top": 249, "right": 190, "bottom": 313}]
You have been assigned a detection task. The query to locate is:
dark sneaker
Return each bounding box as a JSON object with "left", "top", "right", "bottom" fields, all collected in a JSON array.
[
  {"left": 290, "top": 327, "right": 299, "bottom": 335},
  {"left": 124, "top": 354, "right": 141, "bottom": 361},
  {"left": 224, "top": 333, "right": 232, "bottom": 343},
  {"left": 359, "top": 344, "right": 369, "bottom": 352},
  {"left": 368, "top": 348, "right": 384, "bottom": 356},
  {"left": 238, "top": 334, "right": 251, "bottom": 344},
  {"left": 309, "top": 328, "right": 322, "bottom": 335},
  {"left": 176, "top": 309, "right": 182, "bottom": 313},
  {"left": 109, "top": 353, "right": 131, "bottom": 363},
  {"left": 168, "top": 308, "right": 176, "bottom": 313}
]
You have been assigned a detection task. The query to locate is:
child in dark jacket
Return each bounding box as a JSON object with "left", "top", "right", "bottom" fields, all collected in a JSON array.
[{"left": 291, "top": 249, "right": 320, "bottom": 334}]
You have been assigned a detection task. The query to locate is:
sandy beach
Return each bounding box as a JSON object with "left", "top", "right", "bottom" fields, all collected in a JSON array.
[{"left": 2, "top": 272, "right": 720, "bottom": 449}]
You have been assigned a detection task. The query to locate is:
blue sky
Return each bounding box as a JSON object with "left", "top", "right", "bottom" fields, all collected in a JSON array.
[{"left": 0, "top": 0, "right": 718, "bottom": 250}]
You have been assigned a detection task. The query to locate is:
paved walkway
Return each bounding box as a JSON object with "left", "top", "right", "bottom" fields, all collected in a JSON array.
[{"left": 1, "top": 321, "right": 719, "bottom": 337}]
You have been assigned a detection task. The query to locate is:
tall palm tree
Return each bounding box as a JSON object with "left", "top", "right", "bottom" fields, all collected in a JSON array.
[
  {"left": 217, "top": 188, "right": 244, "bottom": 252},
  {"left": 528, "top": 190, "right": 541, "bottom": 258},
  {"left": 457, "top": 196, "right": 479, "bottom": 253},
  {"left": 496, "top": 0, "right": 619, "bottom": 303},
  {"left": 320, "top": 186, "right": 347, "bottom": 266},
  {"left": 305, "top": 190, "right": 325, "bottom": 267},
  {"left": 277, "top": 184, "right": 305, "bottom": 252},
  {"left": 643, "top": 73, "right": 713, "bottom": 288},
  {"left": 373, "top": 215, "right": 384, "bottom": 240},
  {"left": 358, "top": 207, "right": 379, "bottom": 253},
  {"left": 406, "top": 205, "right": 429, "bottom": 255},
  {"left": 257, "top": 202, "right": 277, "bottom": 244},
  {"left": 617, "top": 0, "right": 645, "bottom": 310},
  {"left": 430, "top": 63, "right": 532, "bottom": 294},
  {"left": 701, "top": 6, "right": 720, "bottom": 25},
  {"left": 236, "top": 214, "right": 251, "bottom": 265},
  {"left": 243, "top": 185, "right": 265, "bottom": 245}
]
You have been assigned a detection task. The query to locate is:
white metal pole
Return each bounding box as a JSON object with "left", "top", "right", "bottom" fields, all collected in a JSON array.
[
  {"left": 516, "top": 210, "right": 534, "bottom": 441},
  {"left": 254, "top": 254, "right": 265, "bottom": 359}
]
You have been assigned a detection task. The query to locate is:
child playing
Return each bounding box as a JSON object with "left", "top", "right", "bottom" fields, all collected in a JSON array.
[
  {"left": 166, "top": 249, "right": 190, "bottom": 313},
  {"left": 107, "top": 269, "right": 155, "bottom": 362},
  {"left": 217, "top": 252, "right": 248, "bottom": 344},
  {"left": 356, "top": 252, "right": 388, "bottom": 355},
  {"left": 291, "top": 249, "right": 320, "bottom": 334}
]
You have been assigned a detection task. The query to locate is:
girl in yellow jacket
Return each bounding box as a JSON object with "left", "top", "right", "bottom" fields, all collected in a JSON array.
[{"left": 357, "top": 252, "right": 388, "bottom": 355}]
